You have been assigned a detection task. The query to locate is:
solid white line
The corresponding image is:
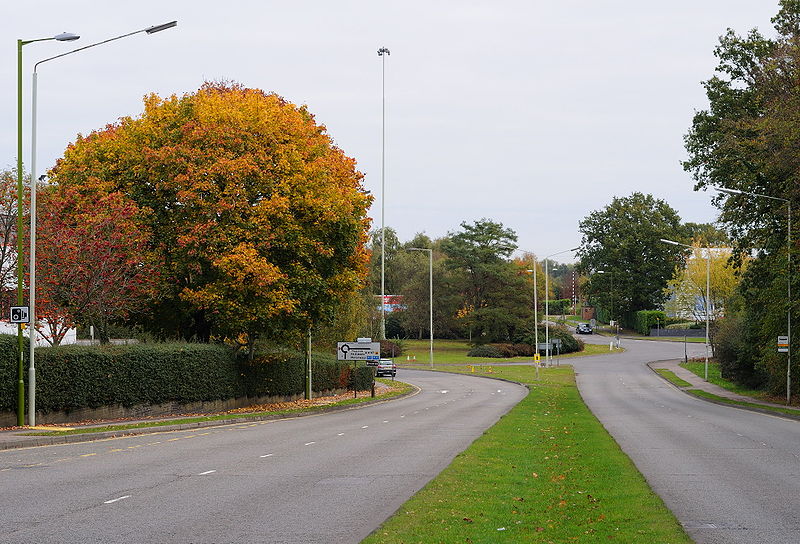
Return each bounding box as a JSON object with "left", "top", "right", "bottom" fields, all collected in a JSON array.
[
  {"left": 104, "top": 495, "right": 130, "bottom": 504},
  {"left": 198, "top": 470, "right": 216, "bottom": 475},
  {"left": 260, "top": 454, "right": 274, "bottom": 458}
]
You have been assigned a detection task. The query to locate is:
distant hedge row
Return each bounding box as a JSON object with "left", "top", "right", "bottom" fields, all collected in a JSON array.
[
  {"left": 0, "top": 335, "right": 373, "bottom": 414},
  {"left": 467, "top": 325, "right": 585, "bottom": 358}
]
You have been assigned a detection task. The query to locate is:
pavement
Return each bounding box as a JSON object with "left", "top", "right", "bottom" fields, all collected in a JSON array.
[{"left": 648, "top": 359, "right": 800, "bottom": 417}]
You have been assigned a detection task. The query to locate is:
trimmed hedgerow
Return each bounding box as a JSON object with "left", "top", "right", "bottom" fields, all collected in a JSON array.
[
  {"left": 0, "top": 336, "right": 376, "bottom": 415},
  {"left": 467, "top": 345, "right": 504, "bottom": 358}
]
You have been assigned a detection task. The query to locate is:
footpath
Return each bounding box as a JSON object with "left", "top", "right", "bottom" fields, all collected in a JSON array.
[{"left": 648, "top": 359, "right": 800, "bottom": 420}]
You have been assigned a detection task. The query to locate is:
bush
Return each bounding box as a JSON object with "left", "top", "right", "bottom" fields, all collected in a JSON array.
[
  {"left": 546, "top": 299, "right": 572, "bottom": 315},
  {"left": 0, "top": 334, "right": 28, "bottom": 413},
  {"left": 380, "top": 339, "right": 403, "bottom": 358},
  {"left": 467, "top": 345, "right": 504, "bottom": 358},
  {"left": 513, "top": 325, "right": 584, "bottom": 355}
]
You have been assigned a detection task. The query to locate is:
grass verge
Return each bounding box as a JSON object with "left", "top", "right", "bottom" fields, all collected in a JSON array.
[
  {"left": 398, "top": 339, "right": 622, "bottom": 368},
  {"left": 363, "top": 365, "right": 691, "bottom": 544},
  {"left": 23, "top": 379, "right": 413, "bottom": 437},
  {"left": 685, "top": 390, "right": 800, "bottom": 417},
  {"left": 679, "top": 361, "right": 764, "bottom": 397},
  {"left": 654, "top": 369, "right": 692, "bottom": 388}
]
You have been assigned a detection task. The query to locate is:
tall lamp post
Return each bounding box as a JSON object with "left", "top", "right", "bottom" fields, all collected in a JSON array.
[
  {"left": 27, "top": 21, "right": 177, "bottom": 426},
  {"left": 526, "top": 267, "right": 539, "bottom": 359},
  {"left": 661, "top": 239, "right": 711, "bottom": 382},
  {"left": 15, "top": 31, "right": 80, "bottom": 427},
  {"left": 409, "top": 247, "right": 433, "bottom": 369},
  {"left": 544, "top": 247, "right": 578, "bottom": 364},
  {"left": 377, "top": 46, "right": 390, "bottom": 340},
  {"left": 714, "top": 186, "right": 792, "bottom": 404}
]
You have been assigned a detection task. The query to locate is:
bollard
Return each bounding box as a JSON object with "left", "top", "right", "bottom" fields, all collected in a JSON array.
[{"left": 609, "top": 342, "right": 613, "bottom": 351}]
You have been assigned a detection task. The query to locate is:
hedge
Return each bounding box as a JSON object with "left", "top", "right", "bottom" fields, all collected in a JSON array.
[
  {"left": 633, "top": 310, "right": 667, "bottom": 336},
  {"left": 0, "top": 337, "right": 375, "bottom": 415}
]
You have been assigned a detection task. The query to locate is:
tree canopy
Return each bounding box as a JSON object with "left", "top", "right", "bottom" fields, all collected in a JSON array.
[
  {"left": 577, "top": 192, "right": 686, "bottom": 320},
  {"left": 47, "top": 82, "right": 372, "bottom": 349}
]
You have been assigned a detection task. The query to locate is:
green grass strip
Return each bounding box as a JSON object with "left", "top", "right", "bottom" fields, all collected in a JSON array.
[
  {"left": 363, "top": 366, "right": 691, "bottom": 544},
  {"left": 23, "top": 380, "right": 414, "bottom": 437},
  {"left": 654, "top": 369, "right": 692, "bottom": 388},
  {"left": 679, "top": 361, "right": 764, "bottom": 397},
  {"left": 686, "top": 389, "right": 800, "bottom": 417}
]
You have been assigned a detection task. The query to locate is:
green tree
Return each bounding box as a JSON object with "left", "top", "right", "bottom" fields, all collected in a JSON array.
[
  {"left": 683, "top": 1, "right": 800, "bottom": 394},
  {"left": 577, "top": 192, "right": 686, "bottom": 321}
]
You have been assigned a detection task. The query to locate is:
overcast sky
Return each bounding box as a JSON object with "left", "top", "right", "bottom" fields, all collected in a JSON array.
[{"left": 2, "top": 1, "right": 780, "bottom": 262}]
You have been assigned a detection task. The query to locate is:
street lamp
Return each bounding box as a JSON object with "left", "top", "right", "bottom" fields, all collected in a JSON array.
[
  {"left": 525, "top": 267, "right": 539, "bottom": 358},
  {"left": 27, "top": 21, "right": 177, "bottom": 426},
  {"left": 409, "top": 247, "right": 433, "bottom": 369},
  {"left": 713, "top": 186, "right": 792, "bottom": 404},
  {"left": 661, "top": 239, "right": 711, "bottom": 382},
  {"left": 544, "top": 247, "right": 578, "bottom": 365},
  {"left": 15, "top": 31, "right": 80, "bottom": 427},
  {"left": 377, "top": 46, "right": 390, "bottom": 340}
]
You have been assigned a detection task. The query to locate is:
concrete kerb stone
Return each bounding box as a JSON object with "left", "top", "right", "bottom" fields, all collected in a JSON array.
[{"left": 0, "top": 385, "right": 420, "bottom": 451}]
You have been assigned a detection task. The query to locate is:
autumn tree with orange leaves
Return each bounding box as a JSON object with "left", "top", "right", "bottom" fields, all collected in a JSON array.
[{"left": 47, "top": 83, "right": 372, "bottom": 353}]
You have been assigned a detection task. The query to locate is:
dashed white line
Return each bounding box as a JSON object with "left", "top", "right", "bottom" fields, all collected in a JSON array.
[
  {"left": 104, "top": 495, "right": 130, "bottom": 504},
  {"left": 305, "top": 441, "right": 317, "bottom": 446},
  {"left": 260, "top": 454, "right": 274, "bottom": 458},
  {"left": 361, "top": 426, "right": 369, "bottom": 429},
  {"left": 337, "top": 433, "right": 345, "bottom": 436},
  {"left": 198, "top": 470, "right": 216, "bottom": 475},
  {"left": 382, "top": 420, "right": 389, "bottom": 423}
]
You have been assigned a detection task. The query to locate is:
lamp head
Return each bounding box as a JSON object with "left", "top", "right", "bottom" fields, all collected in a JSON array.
[
  {"left": 377, "top": 47, "right": 390, "bottom": 56},
  {"left": 146, "top": 21, "right": 177, "bottom": 34},
  {"left": 54, "top": 32, "right": 80, "bottom": 41}
]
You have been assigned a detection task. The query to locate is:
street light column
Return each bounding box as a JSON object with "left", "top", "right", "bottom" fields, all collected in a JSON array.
[
  {"left": 26, "top": 22, "right": 176, "bottom": 426},
  {"left": 377, "top": 46, "right": 390, "bottom": 340}
]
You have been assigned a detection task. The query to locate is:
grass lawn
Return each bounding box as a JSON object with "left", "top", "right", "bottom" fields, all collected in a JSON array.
[
  {"left": 396, "top": 339, "right": 622, "bottom": 368},
  {"left": 680, "top": 361, "right": 765, "bottom": 398},
  {"left": 363, "top": 365, "right": 691, "bottom": 543}
]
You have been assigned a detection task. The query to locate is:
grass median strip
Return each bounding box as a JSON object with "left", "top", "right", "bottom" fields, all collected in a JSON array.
[
  {"left": 363, "top": 365, "right": 691, "bottom": 544},
  {"left": 654, "top": 369, "right": 692, "bottom": 388},
  {"left": 22, "top": 379, "right": 413, "bottom": 437}
]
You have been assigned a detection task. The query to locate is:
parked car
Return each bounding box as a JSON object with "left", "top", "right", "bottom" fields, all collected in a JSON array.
[
  {"left": 375, "top": 358, "right": 397, "bottom": 377},
  {"left": 576, "top": 323, "right": 593, "bottom": 334}
]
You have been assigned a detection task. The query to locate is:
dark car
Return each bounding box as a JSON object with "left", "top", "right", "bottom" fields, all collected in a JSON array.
[{"left": 576, "top": 323, "right": 593, "bottom": 334}]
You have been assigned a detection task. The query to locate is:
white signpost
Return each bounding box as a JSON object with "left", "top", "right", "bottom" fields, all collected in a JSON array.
[{"left": 337, "top": 341, "right": 380, "bottom": 362}]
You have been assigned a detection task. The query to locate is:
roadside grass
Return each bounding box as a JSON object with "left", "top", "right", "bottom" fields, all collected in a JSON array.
[
  {"left": 686, "top": 390, "right": 800, "bottom": 418},
  {"left": 397, "top": 339, "right": 622, "bottom": 368},
  {"left": 655, "top": 369, "right": 692, "bottom": 388},
  {"left": 363, "top": 365, "right": 691, "bottom": 544},
  {"left": 22, "top": 378, "right": 413, "bottom": 437},
  {"left": 679, "top": 361, "right": 765, "bottom": 397}
]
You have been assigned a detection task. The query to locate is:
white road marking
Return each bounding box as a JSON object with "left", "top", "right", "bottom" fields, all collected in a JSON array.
[
  {"left": 198, "top": 470, "right": 216, "bottom": 475},
  {"left": 361, "top": 426, "right": 369, "bottom": 429},
  {"left": 383, "top": 420, "right": 389, "bottom": 423},
  {"left": 337, "top": 433, "right": 345, "bottom": 436},
  {"left": 305, "top": 442, "right": 316, "bottom": 446},
  {"left": 440, "top": 390, "right": 449, "bottom": 394},
  {"left": 104, "top": 495, "right": 130, "bottom": 504},
  {"left": 260, "top": 454, "right": 273, "bottom": 458}
]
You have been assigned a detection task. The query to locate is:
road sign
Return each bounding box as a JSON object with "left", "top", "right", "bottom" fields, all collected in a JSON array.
[
  {"left": 10, "top": 306, "right": 29, "bottom": 324},
  {"left": 533, "top": 353, "right": 541, "bottom": 363},
  {"left": 337, "top": 341, "right": 380, "bottom": 361},
  {"left": 537, "top": 342, "right": 552, "bottom": 351},
  {"left": 552, "top": 338, "right": 562, "bottom": 346},
  {"left": 778, "top": 336, "right": 789, "bottom": 353}
]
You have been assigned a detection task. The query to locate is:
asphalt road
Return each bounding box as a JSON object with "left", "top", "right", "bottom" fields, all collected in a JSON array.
[
  {"left": 0, "top": 370, "right": 527, "bottom": 544},
  {"left": 572, "top": 333, "right": 800, "bottom": 544}
]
